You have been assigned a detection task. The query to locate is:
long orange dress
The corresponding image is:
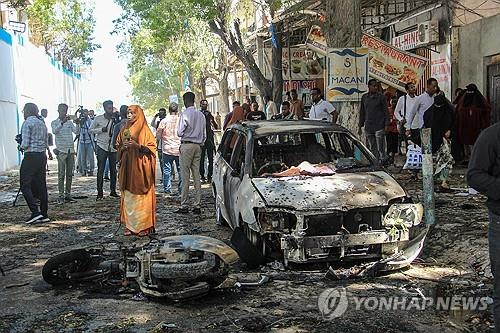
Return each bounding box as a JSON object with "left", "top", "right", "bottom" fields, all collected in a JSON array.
[{"left": 116, "top": 105, "right": 157, "bottom": 236}]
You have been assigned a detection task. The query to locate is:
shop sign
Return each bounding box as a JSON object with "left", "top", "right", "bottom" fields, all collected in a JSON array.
[
  {"left": 264, "top": 47, "right": 324, "bottom": 80},
  {"left": 392, "top": 21, "right": 439, "bottom": 51},
  {"left": 361, "top": 34, "right": 429, "bottom": 91},
  {"left": 326, "top": 48, "right": 368, "bottom": 101}
]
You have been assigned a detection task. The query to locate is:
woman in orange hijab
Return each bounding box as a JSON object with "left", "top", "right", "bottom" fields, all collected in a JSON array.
[
  {"left": 228, "top": 106, "right": 246, "bottom": 149},
  {"left": 116, "top": 105, "right": 157, "bottom": 236},
  {"left": 228, "top": 106, "right": 245, "bottom": 126}
]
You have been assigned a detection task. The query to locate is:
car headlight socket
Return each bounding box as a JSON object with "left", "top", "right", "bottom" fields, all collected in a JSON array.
[{"left": 383, "top": 203, "right": 423, "bottom": 228}]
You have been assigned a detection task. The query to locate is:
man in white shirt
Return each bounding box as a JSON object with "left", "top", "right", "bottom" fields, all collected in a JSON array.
[
  {"left": 394, "top": 83, "right": 417, "bottom": 153},
  {"left": 394, "top": 83, "right": 417, "bottom": 126},
  {"left": 405, "top": 78, "right": 438, "bottom": 146},
  {"left": 264, "top": 95, "right": 278, "bottom": 119},
  {"left": 309, "top": 87, "right": 336, "bottom": 122},
  {"left": 156, "top": 103, "right": 182, "bottom": 195},
  {"left": 51, "top": 103, "right": 79, "bottom": 204}
]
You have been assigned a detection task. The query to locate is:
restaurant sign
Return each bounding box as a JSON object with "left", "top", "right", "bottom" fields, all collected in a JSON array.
[{"left": 361, "top": 34, "right": 429, "bottom": 91}]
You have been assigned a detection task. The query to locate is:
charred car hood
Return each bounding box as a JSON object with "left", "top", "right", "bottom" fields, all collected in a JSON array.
[{"left": 251, "top": 171, "right": 406, "bottom": 211}]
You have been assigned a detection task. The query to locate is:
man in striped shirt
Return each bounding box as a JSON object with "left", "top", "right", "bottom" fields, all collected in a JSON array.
[
  {"left": 51, "top": 103, "right": 79, "bottom": 204},
  {"left": 19, "top": 103, "right": 50, "bottom": 224}
]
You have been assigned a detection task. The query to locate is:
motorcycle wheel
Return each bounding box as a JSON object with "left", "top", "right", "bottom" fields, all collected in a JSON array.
[
  {"left": 151, "top": 260, "right": 212, "bottom": 279},
  {"left": 42, "top": 249, "right": 92, "bottom": 285}
]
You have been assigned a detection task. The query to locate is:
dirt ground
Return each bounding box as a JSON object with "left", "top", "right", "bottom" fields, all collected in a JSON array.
[{"left": 0, "top": 159, "right": 495, "bottom": 333}]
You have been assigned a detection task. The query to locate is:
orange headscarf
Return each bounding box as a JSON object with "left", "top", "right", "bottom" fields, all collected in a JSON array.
[
  {"left": 228, "top": 106, "right": 245, "bottom": 126},
  {"left": 117, "top": 105, "right": 157, "bottom": 195}
]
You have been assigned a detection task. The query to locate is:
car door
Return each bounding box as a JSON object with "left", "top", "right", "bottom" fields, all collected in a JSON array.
[
  {"left": 213, "top": 130, "right": 234, "bottom": 224},
  {"left": 224, "top": 132, "right": 247, "bottom": 229}
]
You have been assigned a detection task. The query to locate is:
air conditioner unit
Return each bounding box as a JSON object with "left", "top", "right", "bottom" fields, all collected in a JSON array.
[
  {"left": 365, "top": 27, "right": 382, "bottom": 37},
  {"left": 417, "top": 21, "right": 439, "bottom": 45}
]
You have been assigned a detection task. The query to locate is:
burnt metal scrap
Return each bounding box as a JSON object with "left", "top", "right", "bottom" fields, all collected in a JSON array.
[{"left": 42, "top": 235, "right": 243, "bottom": 300}]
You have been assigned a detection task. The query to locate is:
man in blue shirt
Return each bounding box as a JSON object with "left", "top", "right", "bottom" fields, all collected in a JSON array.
[{"left": 19, "top": 103, "right": 50, "bottom": 224}]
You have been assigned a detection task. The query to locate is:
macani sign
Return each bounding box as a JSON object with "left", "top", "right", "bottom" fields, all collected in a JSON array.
[{"left": 327, "top": 48, "right": 368, "bottom": 102}]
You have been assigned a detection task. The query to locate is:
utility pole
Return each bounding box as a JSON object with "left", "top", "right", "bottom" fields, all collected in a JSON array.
[{"left": 324, "top": 0, "right": 362, "bottom": 136}]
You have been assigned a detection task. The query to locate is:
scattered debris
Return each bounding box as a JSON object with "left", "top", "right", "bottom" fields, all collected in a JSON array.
[{"left": 4, "top": 281, "right": 29, "bottom": 289}]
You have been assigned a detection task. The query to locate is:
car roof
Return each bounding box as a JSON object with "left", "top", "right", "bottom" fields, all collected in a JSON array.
[{"left": 230, "top": 120, "right": 350, "bottom": 137}]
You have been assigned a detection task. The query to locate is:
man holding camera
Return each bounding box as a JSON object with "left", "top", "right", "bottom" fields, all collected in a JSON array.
[
  {"left": 151, "top": 108, "right": 167, "bottom": 180},
  {"left": 76, "top": 108, "right": 95, "bottom": 176},
  {"left": 90, "top": 100, "right": 119, "bottom": 200},
  {"left": 51, "top": 103, "right": 79, "bottom": 204},
  {"left": 19, "top": 103, "right": 50, "bottom": 224}
]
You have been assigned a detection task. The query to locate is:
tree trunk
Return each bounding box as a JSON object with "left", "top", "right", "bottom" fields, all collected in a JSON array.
[
  {"left": 324, "top": 0, "right": 362, "bottom": 138},
  {"left": 237, "top": 51, "right": 273, "bottom": 99},
  {"left": 218, "top": 48, "right": 230, "bottom": 116},
  {"left": 200, "top": 76, "right": 207, "bottom": 100},
  {"left": 209, "top": 19, "right": 273, "bottom": 99},
  {"left": 271, "top": 24, "right": 284, "bottom": 106}
]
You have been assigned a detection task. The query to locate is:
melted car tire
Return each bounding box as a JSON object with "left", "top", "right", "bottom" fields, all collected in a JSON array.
[
  {"left": 151, "top": 260, "right": 213, "bottom": 280},
  {"left": 42, "top": 249, "right": 92, "bottom": 285},
  {"left": 231, "top": 227, "right": 266, "bottom": 269}
]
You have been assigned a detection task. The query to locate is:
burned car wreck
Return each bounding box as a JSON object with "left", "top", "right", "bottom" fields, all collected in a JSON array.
[{"left": 213, "top": 120, "right": 428, "bottom": 269}]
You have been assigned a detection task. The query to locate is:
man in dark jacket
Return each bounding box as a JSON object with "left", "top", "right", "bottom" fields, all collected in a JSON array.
[
  {"left": 199, "top": 99, "right": 218, "bottom": 183},
  {"left": 467, "top": 122, "right": 500, "bottom": 332},
  {"left": 359, "top": 79, "right": 388, "bottom": 164}
]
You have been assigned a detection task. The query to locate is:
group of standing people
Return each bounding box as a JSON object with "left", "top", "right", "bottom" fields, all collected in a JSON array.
[
  {"left": 359, "top": 77, "right": 491, "bottom": 192},
  {"left": 222, "top": 87, "right": 336, "bottom": 130}
]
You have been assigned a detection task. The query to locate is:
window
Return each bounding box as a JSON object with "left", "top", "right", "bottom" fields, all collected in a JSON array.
[
  {"left": 329, "top": 133, "right": 372, "bottom": 170},
  {"left": 252, "top": 131, "right": 374, "bottom": 177},
  {"left": 230, "top": 134, "right": 246, "bottom": 175},
  {"left": 219, "top": 130, "right": 234, "bottom": 163}
]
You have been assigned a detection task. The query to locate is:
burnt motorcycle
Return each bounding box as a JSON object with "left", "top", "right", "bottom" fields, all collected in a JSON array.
[{"left": 42, "top": 235, "right": 240, "bottom": 300}]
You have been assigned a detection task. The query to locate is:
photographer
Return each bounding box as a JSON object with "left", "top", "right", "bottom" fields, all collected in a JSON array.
[
  {"left": 150, "top": 108, "right": 166, "bottom": 130},
  {"left": 89, "top": 100, "right": 120, "bottom": 200},
  {"left": 151, "top": 108, "right": 167, "bottom": 180},
  {"left": 75, "top": 108, "right": 95, "bottom": 176},
  {"left": 19, "top": 103, "right": 50, "bottom": 224},
  {"left": 51, "top": 103, "right": 79, "bottom": 204}
]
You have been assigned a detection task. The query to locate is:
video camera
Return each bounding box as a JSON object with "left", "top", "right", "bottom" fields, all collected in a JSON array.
[
  {"left": 15, "top": 134, "right": 23, "bottom": 152},
  {"left": 111, "top": 111, "right": 120, "bottom": 124},
  {"left": 74, "top": 105, "right": 88, "bottom": 124}
]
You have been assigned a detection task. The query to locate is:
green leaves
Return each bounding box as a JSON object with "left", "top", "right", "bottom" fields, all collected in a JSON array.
[
  {"left": 115, "top": 0, "right": 225, "bottom": 111},
  {"left": 27, "top": 0, "right": 100, "bottom": 68}
]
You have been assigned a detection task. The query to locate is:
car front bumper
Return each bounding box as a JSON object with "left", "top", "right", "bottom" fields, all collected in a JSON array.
[{"left": 280, "top": 225, "right": 428, "bottom": 266}]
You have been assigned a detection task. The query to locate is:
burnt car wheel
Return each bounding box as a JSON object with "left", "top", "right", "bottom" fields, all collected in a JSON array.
[
  {"left": 230, "top": 226, "right": 266, "bottom": 269},
  {"left": 42, "top": 249, "right": 92, "bottom": 285}
]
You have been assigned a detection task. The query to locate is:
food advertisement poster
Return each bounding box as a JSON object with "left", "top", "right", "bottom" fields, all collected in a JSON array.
[
  {"left": 326, "top": 48, "right": 368, "bottom": 102},
  {"left": 361, "top": 34, "right": 428, "bottom": 91},
  {"left": 305, "top": 25, "right": 327, "bottom": 55},
  {"left": 305, "top": 26, "right": 429, "bottom": 91},
  {"left": 263, "top": 47, "right": 324, "bottom": 80}
]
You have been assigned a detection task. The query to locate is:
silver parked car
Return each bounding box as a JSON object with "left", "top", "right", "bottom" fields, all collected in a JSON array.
[{"left": 212, "top": 120, "right": 428, "bottom": 269}]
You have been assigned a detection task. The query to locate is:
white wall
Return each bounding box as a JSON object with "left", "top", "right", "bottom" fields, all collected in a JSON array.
[
  {"left": 0, "top": 28, "right": 19, "bottom": 172},
  {"left": 458, "top": 14, "right": 500, "bottom": 93},
  {"left": 0, "top": 28, "right": 82, "bottom": 172}
]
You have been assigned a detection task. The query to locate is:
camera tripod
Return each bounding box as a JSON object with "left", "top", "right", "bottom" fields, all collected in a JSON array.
[{"left": 75, "top": 117, "right": 96, "bottom": 175}]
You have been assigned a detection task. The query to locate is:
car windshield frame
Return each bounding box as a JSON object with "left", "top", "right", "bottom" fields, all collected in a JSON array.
[{"left": 249, "top": 129, "right": 378, "bottom": 178}]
